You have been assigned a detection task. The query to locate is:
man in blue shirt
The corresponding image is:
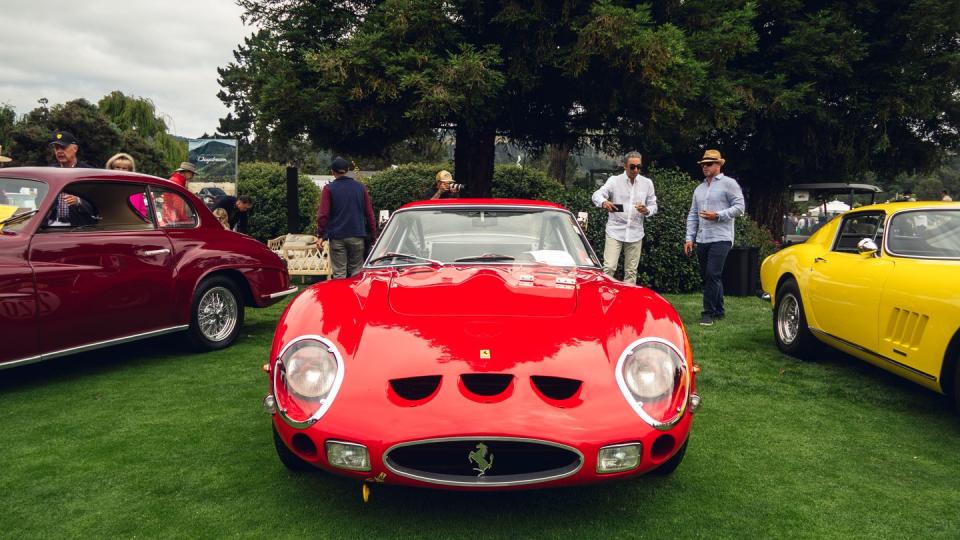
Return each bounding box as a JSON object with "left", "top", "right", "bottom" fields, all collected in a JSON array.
[
  {"left": 684, "top": 149, "right": 745, "bottom": 326},
  {"left": 316, "top": 157, "right": 377, "bottom": 278}
]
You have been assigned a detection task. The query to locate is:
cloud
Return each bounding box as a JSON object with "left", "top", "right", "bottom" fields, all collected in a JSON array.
[{"left": 0, "top": 0, "right": 252, "bottom": 137}]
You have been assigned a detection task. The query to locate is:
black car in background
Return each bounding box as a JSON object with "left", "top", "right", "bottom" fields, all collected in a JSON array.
[{"left": 196, "top": 187, "right": 227, "bottom": 209}]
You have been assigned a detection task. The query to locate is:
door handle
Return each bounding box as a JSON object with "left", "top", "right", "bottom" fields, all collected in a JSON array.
[
  {"left": 814, "top": 257, "right": 827, "bottom": 263},
  {"left": 144, "top": 248, "right": 171, "bottom": 256}
]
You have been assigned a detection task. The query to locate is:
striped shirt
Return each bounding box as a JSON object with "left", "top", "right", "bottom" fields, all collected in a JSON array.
[{"left": 685, "top": 173, "right": 745, "bottom": 243}]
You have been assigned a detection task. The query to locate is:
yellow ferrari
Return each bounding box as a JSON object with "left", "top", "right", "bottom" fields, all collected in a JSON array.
[{"left": 760, "top": 201, "right": 960, "bottom": 410}]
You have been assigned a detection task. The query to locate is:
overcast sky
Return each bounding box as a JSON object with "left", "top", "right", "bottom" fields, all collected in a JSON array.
[{"left": 0, "top": 0, "right": 252, "bottom": 138}]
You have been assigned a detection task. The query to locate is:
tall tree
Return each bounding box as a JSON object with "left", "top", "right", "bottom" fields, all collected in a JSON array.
[{"left": 98, "top": 91, "right": 187, "bottom": 173}]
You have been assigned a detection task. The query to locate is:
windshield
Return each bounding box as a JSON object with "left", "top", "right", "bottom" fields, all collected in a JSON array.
[
  {"left": 887, "top": 209, "right": 960, "bottom": 259},
  {"left": 0, "top": 178, "right": 49, "bottom": 233},
  {"left": 368, "top": 207, "right": 599, "bottom": 268}
]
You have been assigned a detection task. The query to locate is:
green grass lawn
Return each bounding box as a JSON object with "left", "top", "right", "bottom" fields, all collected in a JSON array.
[{"left": 2, "top": 292, "right": 958, "bottom": 538}]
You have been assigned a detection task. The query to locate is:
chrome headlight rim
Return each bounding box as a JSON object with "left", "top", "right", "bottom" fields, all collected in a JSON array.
[
  {"left": 273, "top": 335, "right": 345, "bottom": 429},
  {"left": 614, "top": 337, "right": 690, "bottom": 430}
]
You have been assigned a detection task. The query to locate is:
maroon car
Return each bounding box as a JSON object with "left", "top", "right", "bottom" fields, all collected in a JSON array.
[{"left": 0, "top": 167, "right": 296, "bottom": 369}]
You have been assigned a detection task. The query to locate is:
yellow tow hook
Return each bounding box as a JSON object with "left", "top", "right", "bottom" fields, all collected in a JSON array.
[{"left": 362, "top": 483, "right": 371, "bottom": 503}]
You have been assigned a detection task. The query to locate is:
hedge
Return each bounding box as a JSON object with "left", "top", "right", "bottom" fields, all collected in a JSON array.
[{"left": 239, "top": 162, "right": 321, "bottom": 243}]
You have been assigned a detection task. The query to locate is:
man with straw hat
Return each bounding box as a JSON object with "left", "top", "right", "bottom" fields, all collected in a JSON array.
[
  {"left": 0, "top": 145, "right": 11, "bottom": 167},
  {"left": 684, "top": 149, "right": 745, "bottom": 326}
]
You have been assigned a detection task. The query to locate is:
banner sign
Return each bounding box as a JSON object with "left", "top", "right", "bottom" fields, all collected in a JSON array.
[{"left": 187, "top": 138, "right": 238, "bottom": 198}]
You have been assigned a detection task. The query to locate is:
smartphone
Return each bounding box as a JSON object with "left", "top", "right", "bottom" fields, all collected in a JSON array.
[{"left": 613, "top": 204, "right": 624, "bottom": 212}]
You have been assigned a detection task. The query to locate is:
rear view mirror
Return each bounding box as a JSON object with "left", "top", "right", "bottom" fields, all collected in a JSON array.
[
  {"left": 378, "top": 210, "right": 390, "bottom": 227},
  {"left": 857, "top": 238, "right": 879, "bottom": 257},
  {"left": 577, "top": 212, "right": 589, "bottom": 231}
]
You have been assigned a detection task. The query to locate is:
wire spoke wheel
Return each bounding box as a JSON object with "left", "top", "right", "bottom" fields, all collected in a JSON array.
[
  {"left": 776, "top": 294, "right": 800, "bottom": 345},
  {"left": 198, "top": 286, "right": 239, "bottom": 342}
]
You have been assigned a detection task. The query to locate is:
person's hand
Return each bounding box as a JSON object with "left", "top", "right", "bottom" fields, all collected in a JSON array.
[
  {"left": 601, "top": 201, "right": 617, "bottom": 212},
  {"left": 635, "top": 203, "right": 649, "bottom": 215},
  {"left": 684, "top": 240, "right": 694, "bottom": 256},
  {"left": 699, "top": 210, "right": 718, "bottom": 221},
  {"left": 63, "top": 194, "right": 79, "bottom": 206}
]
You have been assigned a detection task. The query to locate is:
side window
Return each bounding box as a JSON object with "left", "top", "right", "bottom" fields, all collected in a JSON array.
[
  {"left": 832, "top": 212, "right": 884, "bottom": 253},
  {"left": 41, "top": 181, "right": 154, "bottom": 232},
  {"left": 152, "top": 187, "right": 198, "bottom": 229}
]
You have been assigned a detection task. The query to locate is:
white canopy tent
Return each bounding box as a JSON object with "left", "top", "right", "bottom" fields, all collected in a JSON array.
[{"left": 808, "top": 199, "right": 850, "bottom": 216}]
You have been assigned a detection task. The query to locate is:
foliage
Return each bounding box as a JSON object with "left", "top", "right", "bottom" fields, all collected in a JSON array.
[
  {"left": 366, "top": 163, "right": 451, "bottom": 212},
  {"left": 3, "top": 95, "right": 185, "bottom": 177},
  {"left": 238, "top": 161, "right": 321, "bottom": 242},
  {"left": 490, "top": 166, "right": 565, "bottom": 202}
]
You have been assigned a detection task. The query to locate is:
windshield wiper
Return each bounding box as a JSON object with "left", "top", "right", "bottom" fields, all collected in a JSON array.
[
  {"left": 454, "top": 254, "right": 516, "bottom": 262},
  {"left": 0, "top": 209, "right": 39, "bottom": 226},
  {"left": 367, "top": 252, "right": 443, "bottom": 267}
]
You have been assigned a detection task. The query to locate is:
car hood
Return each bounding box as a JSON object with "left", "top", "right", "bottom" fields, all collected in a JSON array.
[
  {"left": 388, "top": 266, "right": 578, "bottom": 317},
  {"left": 275, "top": 266, "right": 688, "bottom": 377}
]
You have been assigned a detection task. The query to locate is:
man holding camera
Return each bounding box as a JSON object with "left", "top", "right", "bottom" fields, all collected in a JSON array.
[
  {"left": 591, "top": 151, "right": 658, "bottom": 285},
  {"left": 424, "top": 170, "right": 461, "bottom": 199}
]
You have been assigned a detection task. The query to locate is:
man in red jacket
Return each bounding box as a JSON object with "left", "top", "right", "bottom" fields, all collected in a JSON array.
[{"left": 168, "top": 162, "right": 197, "bottom": 188}]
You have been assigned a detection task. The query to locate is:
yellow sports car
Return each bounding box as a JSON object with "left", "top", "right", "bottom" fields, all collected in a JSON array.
[{"left": 760, "top": 201, "right": 960, "bottom": 410}]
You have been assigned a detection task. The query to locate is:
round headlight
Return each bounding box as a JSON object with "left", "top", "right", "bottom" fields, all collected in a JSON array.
[
  {"left": 616, "top": 338, "right": 689, "bottom": 429},
  {"left": 284, "top": 341, "right": 337, "bottom": 399},
  {"left": 622, "top": 342, "right": 681, "bottom": 402}
]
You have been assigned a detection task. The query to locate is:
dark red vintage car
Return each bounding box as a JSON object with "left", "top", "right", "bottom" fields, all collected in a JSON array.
[
  {"left": 0, "top": 167, "right": 296, "bottom": 369},
  {"left": 265, "top": 199, "right": 700, "bottom": 496}
]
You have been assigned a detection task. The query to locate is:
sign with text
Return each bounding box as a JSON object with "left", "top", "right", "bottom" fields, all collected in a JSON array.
[{"left": 187, "top": 138, "right": 238, "bottom": 198}]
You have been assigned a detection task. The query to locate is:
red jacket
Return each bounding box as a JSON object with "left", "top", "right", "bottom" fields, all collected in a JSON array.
[{"left": 168, "top": 172, "right": 188, "bottom": 188}]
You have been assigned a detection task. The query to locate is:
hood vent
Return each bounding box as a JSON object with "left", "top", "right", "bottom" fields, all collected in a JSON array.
[
  {"left": 389, "top": 376, "right": 442, "bottom": 401},
  {"left": 531, "top": 376, "right": 582, "bottom": 401},
  {"left": 461, "top": 374, "right": 514, "bottom": 397}
]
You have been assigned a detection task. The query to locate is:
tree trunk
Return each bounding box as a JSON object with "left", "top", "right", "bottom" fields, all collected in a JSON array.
[
  {"left": 547, "top": 142, "right": 574, "bottom": 187},
  {"left": 454, "top": 124, "right": 495, "bottom": 197}
]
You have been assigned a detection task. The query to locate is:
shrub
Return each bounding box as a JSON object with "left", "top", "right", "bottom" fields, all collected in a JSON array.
[
  {"left": 366, "top": 163, "right": 450, "bottom": 212},
  {"left": 239, "top": 162, "right": 321, "bottom": 243},
  {"left": 491, "top": 165, "right": 566, "bottom": 201}
]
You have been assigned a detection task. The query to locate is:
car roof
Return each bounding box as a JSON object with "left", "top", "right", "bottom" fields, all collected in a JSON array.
[
  {"left": 844, "top": 200, "right": 960, "bottom": 213},
  {"left": 400, "top": 198, "right": 567, "bottom": 210},
  {"left": 0, "top": 166, "right": 173, "bottom": 188},
  {"left": 788, "top": 183, "right": 882, "bottom": 193}
]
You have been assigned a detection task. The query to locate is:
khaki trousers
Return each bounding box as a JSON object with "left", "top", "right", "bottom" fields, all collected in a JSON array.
[{"left": 602, "top": 235, "right": 643, "bottom": 285}]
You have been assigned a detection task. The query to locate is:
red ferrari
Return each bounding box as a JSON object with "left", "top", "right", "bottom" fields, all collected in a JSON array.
[
  {"left": 265, "top": 199, "right": 700, "bottom": 493},
  {"left": 0, "top": 168, "right": 295, "bottom": 369}
]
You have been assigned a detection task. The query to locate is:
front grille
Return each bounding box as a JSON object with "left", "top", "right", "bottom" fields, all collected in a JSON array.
[{"left": 384, "top": 437, "right": 583, "bottom": 487}]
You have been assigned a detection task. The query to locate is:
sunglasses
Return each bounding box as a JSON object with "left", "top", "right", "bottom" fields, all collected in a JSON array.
[
  {"left": 627, "top": 164, "right": 642, "bottom": 170},
  {"left": 701, "top": 161, "right": 718, "bottom": 166}
]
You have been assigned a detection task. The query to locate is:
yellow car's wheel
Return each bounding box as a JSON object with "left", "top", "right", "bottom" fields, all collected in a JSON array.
[{"left": 774, "top": 279, "right": 817, "bottom": 358}]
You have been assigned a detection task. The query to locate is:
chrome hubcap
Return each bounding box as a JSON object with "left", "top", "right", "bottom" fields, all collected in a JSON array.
[
  {"left": 198, "top": 286, "right": 238, "bottom": 342},
  {"left": 777, "top": 293, "right": 800, "bottom": 345}
]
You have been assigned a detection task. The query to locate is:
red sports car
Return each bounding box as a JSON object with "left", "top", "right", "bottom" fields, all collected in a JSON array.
[
  {"left": 0, "top": 168, "right": 296, "bottom": 369},
  {"left": 265, "top": 199, "right": 700, "bottom": 494}
]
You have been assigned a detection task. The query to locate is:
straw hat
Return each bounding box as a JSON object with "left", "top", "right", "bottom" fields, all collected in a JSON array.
[
  {"left": 176, "top": 161, "right": 198, "bottom": 174},
  {"left": 0, "top": 145, "right": 10, "bottom": 164},
  {"left": 697, "top": 149, "right": 726, "bottom": 165}
]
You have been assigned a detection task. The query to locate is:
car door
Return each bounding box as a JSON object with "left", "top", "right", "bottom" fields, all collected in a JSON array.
[
  {"left": 875, "top": 209, "right": 960, "bottom": 380},
  {"left": 806, "top": 211, "right": 893, "bottom": 350},
  {"left": 28, "top": 181, "right": 177, "bottom": 355}
]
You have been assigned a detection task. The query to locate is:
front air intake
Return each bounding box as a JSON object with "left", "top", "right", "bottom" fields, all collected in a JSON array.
[{"left": 384, "top": 437, "right": 583, "bottom": 487}]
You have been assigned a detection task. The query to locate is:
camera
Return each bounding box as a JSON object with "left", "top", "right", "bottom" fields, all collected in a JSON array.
[{"left": 450, "top": 183, "right": 465, "bottom": 193}]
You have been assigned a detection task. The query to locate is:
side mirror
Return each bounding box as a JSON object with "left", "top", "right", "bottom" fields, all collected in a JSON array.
[
  {"left": 577, "top": 211, "right": 589, "bottom": 231},
  {"left": 378, "top": 209, "right": 390, "bottom": 227},
  {"left": 857, "top": 238, "right": 879, "bottom": 257}
]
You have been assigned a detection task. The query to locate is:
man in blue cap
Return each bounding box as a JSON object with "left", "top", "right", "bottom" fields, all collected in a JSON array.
[{"left": 316, "top": 157, "right": 377, "bottom": 278}]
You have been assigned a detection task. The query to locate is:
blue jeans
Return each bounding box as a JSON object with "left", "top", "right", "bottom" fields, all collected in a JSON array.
[{"left": 696, "top": 241, "right": 732, "bottom": 317}]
